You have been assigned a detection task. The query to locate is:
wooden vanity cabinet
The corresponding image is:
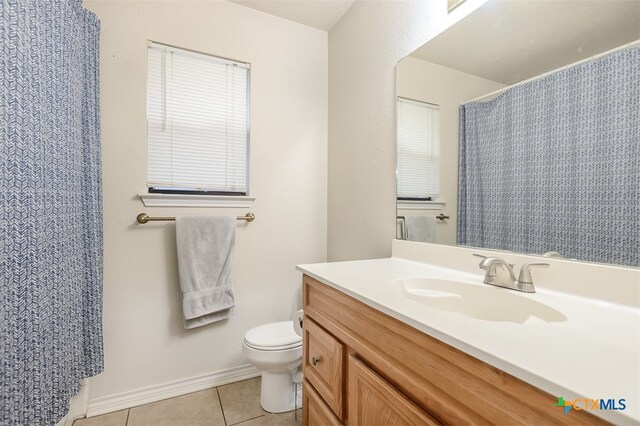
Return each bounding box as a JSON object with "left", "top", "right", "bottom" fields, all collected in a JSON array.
[{"left": 301, "top": 274, "right": 606, "bottom": 426}]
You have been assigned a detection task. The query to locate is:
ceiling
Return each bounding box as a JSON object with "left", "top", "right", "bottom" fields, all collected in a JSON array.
[
  {"left": 410, "top": 0, "right": 640, "bottom": 85},
  {"left": 227, "top": 0, "right": 355, "bottom": 31}
]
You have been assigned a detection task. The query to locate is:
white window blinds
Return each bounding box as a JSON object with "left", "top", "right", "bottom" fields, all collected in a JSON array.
[
  {"left": 396, "top": 98, "right": 440, "bottom": 200},
  {"left": 147, "top": 42, "right": 250, "bottom": 194}
]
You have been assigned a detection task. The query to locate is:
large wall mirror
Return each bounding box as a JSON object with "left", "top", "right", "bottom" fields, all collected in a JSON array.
[{"left": 396, "top": 0, "right": 639, "bottom": 267}]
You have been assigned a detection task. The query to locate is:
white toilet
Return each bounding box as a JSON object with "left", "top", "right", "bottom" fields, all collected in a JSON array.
[{"left": 242, "top": 321, "right": 303, "bottom": 413}]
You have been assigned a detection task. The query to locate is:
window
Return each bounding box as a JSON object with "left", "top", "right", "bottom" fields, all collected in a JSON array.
[
  {"left": 147, "top": 42, "right": 250, "bottom": 195},
  {"left": 396, "top": 97, "right": 440, "bottom": 200}
]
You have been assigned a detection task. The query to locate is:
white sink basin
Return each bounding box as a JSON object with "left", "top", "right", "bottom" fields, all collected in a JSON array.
[{"left": 390, "top": 277, "right": 567, "bottom": 323}]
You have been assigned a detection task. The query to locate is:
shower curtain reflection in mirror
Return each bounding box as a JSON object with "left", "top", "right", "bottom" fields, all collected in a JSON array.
[{"left": 457, "top": 48, "right": 640, "bottom": 267}]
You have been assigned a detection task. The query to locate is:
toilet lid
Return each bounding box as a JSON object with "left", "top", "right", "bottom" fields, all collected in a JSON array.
[{"left": 244, "top": 321, "right": 302, "bottom": 351}]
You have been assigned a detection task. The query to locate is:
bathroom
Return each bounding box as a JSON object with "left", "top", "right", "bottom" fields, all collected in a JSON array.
[{"left": 1, "top": 0, "right": 638, "bottom": 425}]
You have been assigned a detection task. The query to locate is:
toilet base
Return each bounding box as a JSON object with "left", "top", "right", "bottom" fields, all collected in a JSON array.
[{"left": 260, "top": 371, "right": 297, "bottom": 413}]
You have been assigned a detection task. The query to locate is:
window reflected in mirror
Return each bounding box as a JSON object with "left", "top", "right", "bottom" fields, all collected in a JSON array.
[{"left": 396, "top": 98, "right": 440, "bottom": 202}]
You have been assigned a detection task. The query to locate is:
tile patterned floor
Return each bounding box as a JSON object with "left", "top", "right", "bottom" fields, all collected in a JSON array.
[{"left": 73, "top": 378, "right": 301, "bottom": 426}]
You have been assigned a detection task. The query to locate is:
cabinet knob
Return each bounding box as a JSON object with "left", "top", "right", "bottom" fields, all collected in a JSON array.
[{"left": 311, "top": 356, "right": 321, "bottom": 366}]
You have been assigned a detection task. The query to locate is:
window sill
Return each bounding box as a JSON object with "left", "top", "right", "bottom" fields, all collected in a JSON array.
[
  {"left": 397, "top": 200, "right": 446, "bottom": 210},
  {"left": 138, "top": 193, "right": 256, "bottom": 208}
]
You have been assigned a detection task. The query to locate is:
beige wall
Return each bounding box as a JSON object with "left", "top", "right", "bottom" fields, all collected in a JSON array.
[
  {"left": 396, "top": 57, "right": 505, "bottom": 245},
  {"left": 327, "top": 0, "right": 447, "bottom": 262},
  {"left": 327, "top": 0, "right": 492, "bottom": 261},
  {"left": 84, "top": 0, "right": 327, "bottom": 399}
]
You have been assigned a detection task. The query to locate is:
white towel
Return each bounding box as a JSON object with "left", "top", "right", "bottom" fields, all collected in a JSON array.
[
  {"left": 404, "top": 215, "right": 436, "bottom": 243},
  {"left": 176, "top": 216, "right": 235, "bottom": 329}
]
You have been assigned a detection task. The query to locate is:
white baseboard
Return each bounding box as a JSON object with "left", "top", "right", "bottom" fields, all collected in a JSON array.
[{"left": 86, "top": 364, "right": 261, "bottom": 418}]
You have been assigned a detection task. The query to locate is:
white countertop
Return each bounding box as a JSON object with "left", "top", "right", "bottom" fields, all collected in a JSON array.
[{"left": 297, "top": 257, "right": 640, "bottom": 425}]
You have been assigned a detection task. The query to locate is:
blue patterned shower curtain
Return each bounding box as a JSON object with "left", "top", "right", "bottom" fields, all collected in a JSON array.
[
  {"left": 458, "top": 48, "right": 639, "bottom": 267},
  {"left": 0, "top": 1, "right": 103, "bottom": 424}
]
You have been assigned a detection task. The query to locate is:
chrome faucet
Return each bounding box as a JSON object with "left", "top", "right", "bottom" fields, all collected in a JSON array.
[{"left": 473, "top": 254, "right": 549, "bottom": 293}]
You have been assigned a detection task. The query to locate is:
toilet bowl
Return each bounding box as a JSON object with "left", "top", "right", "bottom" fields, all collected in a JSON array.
[{"left": 242, "top": 321, "right": 303, "bottom": 413}]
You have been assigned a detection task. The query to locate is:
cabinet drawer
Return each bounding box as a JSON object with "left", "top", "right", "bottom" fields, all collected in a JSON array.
[
  {"left": 303, "top": 380, "right": 342, "bottom": 426},
  {"left": 348, "top": 355, "right": 438, "bottom": 426},
  {"left": 304, "top": 316, "right": 344, "bottom": 419}
]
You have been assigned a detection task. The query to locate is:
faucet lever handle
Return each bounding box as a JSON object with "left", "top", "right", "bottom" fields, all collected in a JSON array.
[
  {"left": 518, "top": 262, "right": 550, "bottom": 284},
  {"left": 472, "top": 254, "right": 491, "bottom": 268},
  {"left": 474, "top": 254, "right": 514, "bottom": 269}
]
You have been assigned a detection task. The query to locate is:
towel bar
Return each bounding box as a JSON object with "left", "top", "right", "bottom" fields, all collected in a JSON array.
[
  {"left": 396, "top": 214, "right": 450, "bottom": 222},
  {"left": 136, "top": 212, "right": 255, "bottom": 224},
  {"left": 396, "top": 214, "right": 450, "bottom": 240}
]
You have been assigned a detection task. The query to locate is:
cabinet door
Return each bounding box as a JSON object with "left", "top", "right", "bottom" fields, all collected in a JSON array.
[
  {"left": 304, "top": 317, "right": 344, "bottom": 418},
  {"left": 303, "top": 380, "right": 342, "bottom": 426},
  {"left": 348, "top": 355, "right": 439, "bottom": 426}
]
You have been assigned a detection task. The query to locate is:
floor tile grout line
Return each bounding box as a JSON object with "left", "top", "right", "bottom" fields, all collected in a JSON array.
[
  {"left": 216, "top": 387, "right": 229, "bottom": 426},
  {"left": 125, "top": 408, "right": 130, "bottom": 426},
  {"left": 228, "top": 413, "right": 267, "bottom": 426}
]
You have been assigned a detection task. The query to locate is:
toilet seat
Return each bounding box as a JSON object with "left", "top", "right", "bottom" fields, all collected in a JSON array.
[
  {"left": 244, "top": 321, "right": 302, "bottom": 351},
  {"left": 244, "top": 340, "right": 302, "bottom": 351}
]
